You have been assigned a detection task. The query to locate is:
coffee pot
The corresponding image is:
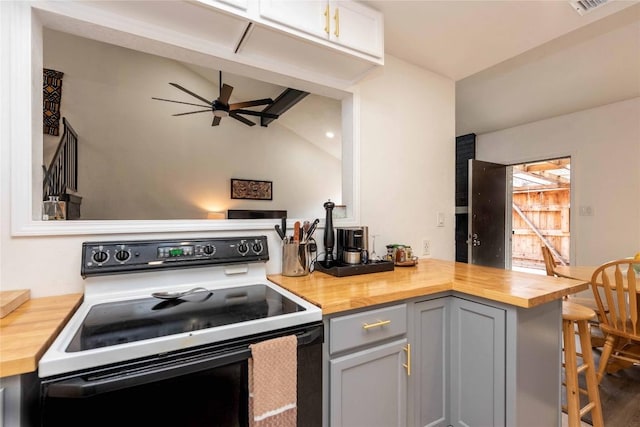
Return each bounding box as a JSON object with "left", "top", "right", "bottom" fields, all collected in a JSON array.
[{"left": 337, "top": 226, "right": 369, "bottom": 265}]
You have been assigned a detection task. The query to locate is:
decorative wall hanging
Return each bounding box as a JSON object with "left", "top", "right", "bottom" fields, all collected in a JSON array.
[
  {"left": 231, "top": 179, "right": 273, "bottom": 200},
  {"left": 43, "top": 68, "right": 64, "bottom": 136}
]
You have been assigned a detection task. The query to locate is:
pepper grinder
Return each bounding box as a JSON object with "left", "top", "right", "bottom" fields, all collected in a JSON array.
[
  {"left": 323, "top": 200, "right": 335, "bottom": 267},
  {"left": 361, "top": 226, "right": 369, "bottom": 264}
]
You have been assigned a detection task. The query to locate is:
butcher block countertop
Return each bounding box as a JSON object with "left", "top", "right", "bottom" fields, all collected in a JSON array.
[
  {"left": 0, "top": 293, "right": 83, "bottom": 378},
  {"left": 268, "top": 258, "right": 588, "bottom": 315}
]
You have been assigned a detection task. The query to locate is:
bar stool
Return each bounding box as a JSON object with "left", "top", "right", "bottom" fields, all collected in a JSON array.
[{"left": 562, "top": 301, "right": 604, "bottom": 427}]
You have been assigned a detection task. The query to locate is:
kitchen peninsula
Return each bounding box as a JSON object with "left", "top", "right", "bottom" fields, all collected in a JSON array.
[{"left": 269, "top": 258, "right": 587, "bottom": 427}]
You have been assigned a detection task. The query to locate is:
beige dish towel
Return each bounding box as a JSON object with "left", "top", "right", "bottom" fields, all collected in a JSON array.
[{"left": 248, "top": 335, "right": 298, "bottom": 427}]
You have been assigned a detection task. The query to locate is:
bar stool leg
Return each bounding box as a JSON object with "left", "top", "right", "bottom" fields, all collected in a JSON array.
[
  {"left": 563, "top": 318, "right": 581, "bottom": 427},
  {"left": 577, "top": 319, "right": 604, "bottom": 426},
  {"left": 562, "top": 316, "right": 604, "bottom": 427}
]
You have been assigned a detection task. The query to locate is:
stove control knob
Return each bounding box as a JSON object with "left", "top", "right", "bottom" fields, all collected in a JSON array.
[
  {"left": 115, "top": 249, "right": 131, "bottom": 263},
  {"left": 202, "top": 244, "right": 216, "bottom": 256},
  {"left": 92, "top": 250, "right": 109, "bottom": 264},
  {"left": 238, "top": 242, "right": 249, "bottom": 255},
  {"left": 252, "top": 242, "right": 263, "bottom": 254}
]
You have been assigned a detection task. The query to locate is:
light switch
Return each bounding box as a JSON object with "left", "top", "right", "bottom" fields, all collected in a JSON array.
[{"left": 437, "top": 212, "right": 445, "bottom": 227}]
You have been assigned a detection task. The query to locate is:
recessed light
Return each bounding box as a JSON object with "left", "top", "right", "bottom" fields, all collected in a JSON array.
[{"left": 325, "top": 131, "right": 335, "bottom": 138}]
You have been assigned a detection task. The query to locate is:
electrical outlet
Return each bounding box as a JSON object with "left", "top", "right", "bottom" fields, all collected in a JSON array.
[
  {"left": 422, "top": 239, "right": 431, "bottom": 256},
  {"left": 579, "top": 206, "right": 594, "bottom": 216}
]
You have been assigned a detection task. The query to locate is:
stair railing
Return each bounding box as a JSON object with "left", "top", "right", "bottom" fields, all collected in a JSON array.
[{"left": 43, "top": 117, "right": 77, "bottom": 200}]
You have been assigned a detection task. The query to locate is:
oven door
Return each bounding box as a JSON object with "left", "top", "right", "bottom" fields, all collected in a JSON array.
[{"left": 38, "top": 322, "right": 323, "bottom": 427}]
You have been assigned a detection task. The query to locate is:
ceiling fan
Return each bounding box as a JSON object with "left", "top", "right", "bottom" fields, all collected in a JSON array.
[{"left": 152, "top": 71, "right": 279, "bottom": 127}]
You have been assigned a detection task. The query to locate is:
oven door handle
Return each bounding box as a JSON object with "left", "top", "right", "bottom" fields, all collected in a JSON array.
[{"left": 44, "top": 326, "right": 322, "bottom": 398}]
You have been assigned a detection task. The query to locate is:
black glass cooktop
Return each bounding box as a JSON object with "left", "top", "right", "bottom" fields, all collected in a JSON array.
[{"left": 66, "top": 284, "right": 305, "bottom": 352}]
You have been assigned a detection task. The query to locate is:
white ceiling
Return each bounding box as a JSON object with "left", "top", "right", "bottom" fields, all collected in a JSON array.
[
  {"left": 183, "top": 63, "right": 343, "bottom": 159},
  {"left": 364, "top": 0, "right": 640, "bottom": 135}
]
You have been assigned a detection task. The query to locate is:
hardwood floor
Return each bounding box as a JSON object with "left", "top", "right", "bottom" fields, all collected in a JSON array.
[
  {"left": 563, "top": 345, "right": 640, "bottom": 426},
  {"left": 594, "top": 348, "right": 640, "bottom": 427}
]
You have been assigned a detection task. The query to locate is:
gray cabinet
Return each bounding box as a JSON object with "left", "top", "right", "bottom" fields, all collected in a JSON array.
[
  {"left": 410, "top": 298, "right": 449, "bottom": 427},
  {"left": 325, "top": 295, "right": 562, "bottom": 427},
  {"left": 449, "top": 297, "right": 505, "bottom": 427},
  {"left": 410, "top": 296, "right": 506, "bottom": 427},
  {"left": 325, "top": 304, "right": 409, "bottom": 427},
  {"left": 0, "top": 372, "right": 39, "bottom": 427},
  {"left": 410, "top": 295, "right": 561, "bottom": 427},
  {"left": 330, "top": 339, "right": 408, "bottom": 427}
]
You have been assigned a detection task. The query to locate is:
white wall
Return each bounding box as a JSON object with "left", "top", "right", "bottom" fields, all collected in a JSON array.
[
  {"left": 2, "top": 45, "right": 456, "bottom": 297},
  {"left": 476, "top": 97, "right": 640, "bottom": 265},
  {"left": 358, "top": 56, "right": 455, "bottom": 260}
]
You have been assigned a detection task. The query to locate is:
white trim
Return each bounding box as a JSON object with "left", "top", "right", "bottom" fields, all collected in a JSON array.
[{"left": 9, "top": 1, "right": 362, "bottom": 236}]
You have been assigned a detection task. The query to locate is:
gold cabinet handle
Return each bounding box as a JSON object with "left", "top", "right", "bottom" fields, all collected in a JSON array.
[
  {"left": 333, "top": 7, "right": 340, "bottom": 37},
  {"left": 324, "top": 4, "right": 330, "bottom": 34},
  {"left": 403, "top": 343, "right": 411, "bottom": 376},
  {"left": 362, "top": 319, "right": 391, "bottom": 329}
]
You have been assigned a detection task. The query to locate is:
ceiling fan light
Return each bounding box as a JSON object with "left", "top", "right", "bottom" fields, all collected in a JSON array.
[{"left": 213, "top": 110, "right": 229, "bottom": 118}]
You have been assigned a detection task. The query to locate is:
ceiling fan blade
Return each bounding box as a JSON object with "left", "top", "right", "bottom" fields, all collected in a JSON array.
[
  {"left": 151, "top": 97, "right": 211, "bottom": 108},
  {"left": 172, "top": 109, "right": 212, "bottom": 116},
  {"left": 260, "top": 88, "right": 309, "bottom": 127},
  {"left": 169, "top": 83, "right": 212, "bottom": 105},
  {"left": 219, "top": 84, "right": 233, "bottom": 105},
  {"left": 229, "top": 112, "right": 256, "bottom": 126},
  {"left": 212, "top": 116, "right": 222, "bottom": 126},
  {"left": 233, "top": 109, "right": 279, "bottom": 119},
  {"left": 229, "top": 98, "right": 273, "bottom": 109}
]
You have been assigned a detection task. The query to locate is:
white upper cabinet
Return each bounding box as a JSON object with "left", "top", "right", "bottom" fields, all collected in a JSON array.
[
  {"left": 259, "top": 0, "right": 328, "bottom": 39},
  {"left": 196, "top": 0, "right": 249, "bottom": 13},
  {"left": 36, "top": 0, "right": 383, "bottom": 90},
  {"left": 258, "top": 0, "right": 384, "bottom": 59},
  {"left": 328, "top": 1, "right": 384, "bottom": 57},
  {"left": 216, "top": 0, "right": 249, "bottom": 11}
]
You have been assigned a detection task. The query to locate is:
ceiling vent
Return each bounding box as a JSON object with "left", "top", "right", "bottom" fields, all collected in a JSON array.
[{"left": 569, "top": 0, "right": 611, "bottom": 15}]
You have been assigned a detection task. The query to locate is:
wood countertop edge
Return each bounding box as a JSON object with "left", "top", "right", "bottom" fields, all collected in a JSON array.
[
  {"left": 0, "top": 293, "right": 83, "bottom": 378},
  {"left": 307, "top": 282, "right": 587, "bottom": 315},
  {"left": 318, "top": 284, "right": 454, "bottom": 315},
  {"left": 269, "top": 260, "right": 590, "bottom": 315}
]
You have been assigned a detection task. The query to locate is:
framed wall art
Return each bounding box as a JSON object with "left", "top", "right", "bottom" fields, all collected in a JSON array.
[{"left": 230, "top": 179, "right": 273, "bottom": 200}]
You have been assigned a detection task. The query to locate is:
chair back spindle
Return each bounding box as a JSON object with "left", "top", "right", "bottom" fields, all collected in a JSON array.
[{"left": 590, "top": 258, "right": 640, "bottom": 382}]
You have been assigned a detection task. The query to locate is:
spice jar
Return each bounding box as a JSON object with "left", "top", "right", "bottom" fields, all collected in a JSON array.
[{"left": 43, "top": 196, "right": 66, "bottom": 220}]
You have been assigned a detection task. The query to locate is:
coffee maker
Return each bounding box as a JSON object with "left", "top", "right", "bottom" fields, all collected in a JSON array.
[{"left": 336, "top": 226, "right": 368, "bottom": 265}]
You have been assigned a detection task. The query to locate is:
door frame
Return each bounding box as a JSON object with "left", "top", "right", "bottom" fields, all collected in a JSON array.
[
  {"left": 470, "top": 156, "right": 573, "bottom": 271},
  {"left": 509, "top": 156, "right": 573, "bottom": 271}
]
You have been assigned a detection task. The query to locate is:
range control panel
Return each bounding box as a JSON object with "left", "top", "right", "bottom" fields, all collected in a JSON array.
[{"left": 81, "top": 236, "right": 269, "bottom": 277}]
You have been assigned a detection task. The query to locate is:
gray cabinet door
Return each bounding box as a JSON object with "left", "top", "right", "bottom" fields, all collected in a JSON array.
[
  {"left": 450, "top": 297, "right": 506, "bottom": 427},
  {"left": 411, "top": 298, "right": 450, "bottom": 427},
  {"left": 330, "top": 339, "right": 408, "bottom": 427}
]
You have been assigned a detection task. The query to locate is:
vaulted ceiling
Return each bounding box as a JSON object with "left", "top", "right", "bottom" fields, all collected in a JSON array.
[{"left": 365, "top": 0, "right": 640, "bottom": 135}]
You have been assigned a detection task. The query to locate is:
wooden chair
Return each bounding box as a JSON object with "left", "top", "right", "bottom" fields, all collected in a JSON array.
[
  {"left": 590, "top": 258, "right": 640, "bottom": 383},
  {"left": 541, "top": 244, "right": 573, "bottom": 279},
  {"left": 541, "top": 245, "right": 605, "bottom": 343},
  {"left": 541, "top": 244, "right": 559, "bottom": 277}
]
